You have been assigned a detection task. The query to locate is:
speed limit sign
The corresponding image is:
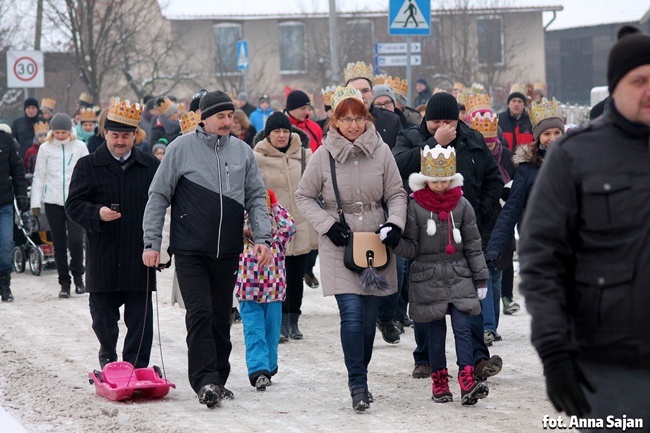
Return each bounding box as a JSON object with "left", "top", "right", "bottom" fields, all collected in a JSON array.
[{"left": 7, "top": 50, "right": 44, "bottom": 88}]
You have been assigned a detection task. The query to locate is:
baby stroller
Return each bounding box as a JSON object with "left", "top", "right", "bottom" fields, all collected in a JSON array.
[{"left": 12, "top": 199, "right": 56, "bottom": 276}]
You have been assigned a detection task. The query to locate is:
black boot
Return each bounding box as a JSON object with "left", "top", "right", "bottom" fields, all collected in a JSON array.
[
  {"left": 58, "top": 283, "right": 71, "bottom": 299},
  {"left": 280, "top": 315, "right": 289, "bottom": 343},
  {"left": 74, "top": 275, "right": 86, "bottom": 294},
  {"left": 288, "top": 312, "right": 303, "bottom": 340},
  {"left": 350, "top": 387, "right": 370, "bottom": 412},
  {"left": 0, "top": 274, "right": 14, "bottom": 302}
]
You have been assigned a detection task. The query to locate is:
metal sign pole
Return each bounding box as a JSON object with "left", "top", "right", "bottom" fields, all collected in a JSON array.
[{"left": 406, "top": 36, "right": 412, "bottom": 107}]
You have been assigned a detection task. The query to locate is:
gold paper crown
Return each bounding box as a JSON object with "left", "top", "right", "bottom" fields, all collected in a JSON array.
[
  {"left": 373, "top": 74, "right": 388, "bottom": 86},
  {"left": 321, "top": 86, "right": 336, "bottom": 107},
  {"left": 156, "top": 97, "right": 176, "bottom": 116},
  {"left": 529, "top": 97, "right": 563, "bottom": 129},
  {"left": 330, "top": 85, "right": 364, "bottom": 112},
  {"left": 180, "top": 110, "right": 200, "bottom": 135},
  {"left": 465, "top": 93, "right": 492, "bottom": 116},
  {"left": 33, "top": 121, "right": 49, "bottom": 136},
  {"left": 344, "top": 61, "right": 373, "bottom": 85},
  {"left": 509, "top": 83, "right": 526, "bottom": 95},
  {"left": 79, "top": 92, "right": 93, "bottom": 104},
  {"left": 79, "top": 107, "right": 98, "bottom": 123},
  {"left": 41, "top": 98, "right": 56, "bottom": 112},
  {"left": 470, "top": 112, "right": 499, "bottom": 139},
  {"left": 107, "top": 97, "right": 142, "bottom": 128},
  {"left": 386, "top": 76, "right": 409, "bottom": 99},
  {"left": 421, "top": 145, "right": 457, "bottom": 178}
]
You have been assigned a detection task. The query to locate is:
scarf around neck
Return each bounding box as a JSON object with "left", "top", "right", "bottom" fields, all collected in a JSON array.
[
  {"left": 491, "top": 139, "right": 511, "bottom": 184},
  {"left": 412, "top": 186, "right": 463, "bottom": 255}
]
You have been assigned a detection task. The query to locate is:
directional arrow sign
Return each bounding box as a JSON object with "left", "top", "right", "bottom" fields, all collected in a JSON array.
[
  {"left": 377, "top": 55, "right": 422, "bottom": 67},
  {"left": 376, "top": 42, "right": 422, "bottom": 54}
]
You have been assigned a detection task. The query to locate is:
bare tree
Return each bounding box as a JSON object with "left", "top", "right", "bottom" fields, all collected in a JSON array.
[
  {"left": 0, "top": 0, "right": 33, "bottom": 116},
  {"left": 45, "top": 0, "right": 205, "bottom": 103}
]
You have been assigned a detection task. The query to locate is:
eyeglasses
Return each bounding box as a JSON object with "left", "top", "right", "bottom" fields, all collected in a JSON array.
[
  {"left": 339, "top": 117, "right": 366, "bottom": 125},
  {"left": 373, "top": 101, "right": 394, "bottom": 109}
]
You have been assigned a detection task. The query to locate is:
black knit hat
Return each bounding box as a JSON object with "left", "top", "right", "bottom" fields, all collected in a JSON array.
[
  {"left": 264, "top": 112, "right": 292, "bottom": 136},
  {"left": 285, "top": 90, "right": 311, "bottom": 112},
  {"left": 24, "top": 97, "right": 39, "bottom": 110},
  {"left": 199, "top": 90, "right": 235, "bottom": 120},
  {"left": 425, "top": 92, "right": 459, "bottom": 121},
  {"left": 607, "top": 32, "right": 650, "bottom": 93},
  {"left": 507, "top": 92, "right": 526, "bottom": 105}
]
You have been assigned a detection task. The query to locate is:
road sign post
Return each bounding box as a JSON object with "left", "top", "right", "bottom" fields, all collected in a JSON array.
[
  {"left": 7, "top": 51, "right": 44, "bottom": 88},
  {"left": 387, "top": 0, "right": 431, "bottom": 105},
  {"left": 236, "top": 40, "right": 250, "bottom": 96}
]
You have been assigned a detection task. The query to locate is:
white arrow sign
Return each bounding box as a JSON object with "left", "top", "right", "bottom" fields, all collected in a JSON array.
[{"left": 377, "top": 55, "right": 422, "bottom": 67}]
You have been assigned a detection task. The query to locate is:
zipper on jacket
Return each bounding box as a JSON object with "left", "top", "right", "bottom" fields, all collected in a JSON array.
[
  {"left": 62, "top": 145, "right": 66, "bottom": 203},
  {"left": 215, "top": 136, "right": 224, "bottom": 258},
  {"left": 225, "top": 162, "right": 230, "bottom": 192}
]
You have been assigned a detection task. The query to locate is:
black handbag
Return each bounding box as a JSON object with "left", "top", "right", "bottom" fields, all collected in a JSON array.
[{"left": 328, "top": 153, "right": 390, "bottom": 273}]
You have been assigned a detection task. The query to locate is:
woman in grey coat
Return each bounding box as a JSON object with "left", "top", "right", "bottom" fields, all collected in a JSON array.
[{"left": 295, "top": 86, "right": 406, "bottom": 412}]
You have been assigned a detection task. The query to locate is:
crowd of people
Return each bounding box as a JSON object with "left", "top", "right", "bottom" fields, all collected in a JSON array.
[{"left": 1, "top": 25, "right": 649, "bottom": 424}]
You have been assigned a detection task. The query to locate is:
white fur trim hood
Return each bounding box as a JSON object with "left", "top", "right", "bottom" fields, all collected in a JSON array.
[{"left": 409, "top": 172, "right": 464, "bottom": 192}]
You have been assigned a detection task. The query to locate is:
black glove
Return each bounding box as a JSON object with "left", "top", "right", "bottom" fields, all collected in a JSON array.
[
  {"left": 16, "top": 196, "right": 29, "bottom": 213},
  {"left": 376, "top": 223, "right": 402, "bottom": 248},
  {"left": 542, "top": 352, "right": 596, "bottom": 418},
  {"left": 484, "top": 250, "right": 500, "bottom": 268},
  {"left": 326, "top": 222, "right": 349, "bottom": 247}
]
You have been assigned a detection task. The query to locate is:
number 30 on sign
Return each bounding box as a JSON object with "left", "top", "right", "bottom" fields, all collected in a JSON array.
[{"left": 7, "top": 50, "right": 44, "bottom": 88}]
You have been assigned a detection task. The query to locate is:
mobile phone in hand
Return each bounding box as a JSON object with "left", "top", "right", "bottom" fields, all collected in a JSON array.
[{"left": 110, "top": 204, "right": 120, "bottom": 212}]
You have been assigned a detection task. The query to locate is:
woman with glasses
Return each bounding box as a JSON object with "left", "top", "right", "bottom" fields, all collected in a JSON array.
[{"left": 295, "top": 86, "right": 406, "bottom": 412}]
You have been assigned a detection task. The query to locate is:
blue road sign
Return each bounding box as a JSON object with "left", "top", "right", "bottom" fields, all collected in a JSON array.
[
  {"left": 389, "top": 0, "right": 431, "bottom": 36},
  {"left": 236, "top": 40, "right": 249, "bottom": 71}
]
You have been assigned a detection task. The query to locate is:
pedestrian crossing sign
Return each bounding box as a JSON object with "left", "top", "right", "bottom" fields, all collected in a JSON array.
[
  {"left": 237, "top": 40, "right": 249, "bottom": 71},
  {"left": 389, "top": 0, "right": 431, "bottom": 36}
]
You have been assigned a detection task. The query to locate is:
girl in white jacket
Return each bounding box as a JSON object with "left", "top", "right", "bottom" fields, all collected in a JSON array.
[{"left": 30, "top": 113, "right": 88, "bottom": 298}]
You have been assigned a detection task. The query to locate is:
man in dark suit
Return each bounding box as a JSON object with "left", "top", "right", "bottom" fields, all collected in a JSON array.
[{"left": 66, "top": 97, "right": 160, "bottom": 369}]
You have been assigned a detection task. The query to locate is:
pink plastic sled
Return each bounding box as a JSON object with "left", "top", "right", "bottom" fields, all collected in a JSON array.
[{"left": 88, "top": 361, "right": 176, "bottom": 401}]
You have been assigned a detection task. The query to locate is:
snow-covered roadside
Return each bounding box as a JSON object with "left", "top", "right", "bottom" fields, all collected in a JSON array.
[{"left": 0, "top": 262, "right": 556, "bottom": 433}]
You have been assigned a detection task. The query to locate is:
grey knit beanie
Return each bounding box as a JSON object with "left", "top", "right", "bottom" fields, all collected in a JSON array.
[{"left": 49, "top": 113, "right": 72, "bottom": 131}]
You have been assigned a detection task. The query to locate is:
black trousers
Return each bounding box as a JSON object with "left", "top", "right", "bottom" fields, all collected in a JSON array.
[
  {"left": 175, "top": 254, "right": 238, "bottom": 393},
  {"left": 283, "top": 254, "right": 308, "bottom": 315},
  {"left": 305, "top": 249, "right": 318, "bottom": 274},
  {"left": 501, "top": 261, "right": 514, "bottom": 298},
  {"left": 89, "top": 291, "right": 153, "bottom": 368},
  {"left": 44, "top": 203, "right": 85, "bottom": 286}
]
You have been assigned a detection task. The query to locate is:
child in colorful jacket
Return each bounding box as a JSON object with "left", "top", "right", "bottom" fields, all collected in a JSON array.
[{"left": 236, "top": 189, "right": 295, "bottom": 391}]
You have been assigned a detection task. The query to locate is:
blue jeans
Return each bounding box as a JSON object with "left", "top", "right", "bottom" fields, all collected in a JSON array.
[
  {"left": 0, "top": 204, "right": 14, "bottom": 275},
  {"left": 481, "top": 268, "right": 503, "bottom": 333},
  {"left": 414, "top": 309, "right": 491, "bottom": 366},
  {"left": 240, "top": 300, "right": 282, "bottom": 385},
  {"left": 335, "top": 293, "right": 381, "bottom": 390},
  {"left": 428, "top": 305, "right": 473, "bottom": 370}
]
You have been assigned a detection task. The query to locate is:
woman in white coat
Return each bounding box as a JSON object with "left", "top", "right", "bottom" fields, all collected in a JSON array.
[{"left": 31, "top": 113, "right": 88, "bottom": 298}]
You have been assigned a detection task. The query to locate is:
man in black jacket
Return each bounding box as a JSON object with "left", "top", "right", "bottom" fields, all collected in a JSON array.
[
  {"left": 393, "top": 92, "right": 504, "bottom": 380},
  {"left": 0, "top": 127, "right": 27, "bottom": 302},
  {"left": 519, "top": 29, "right": 650, "bottom": 420},
  {"left": 66, "top": 97, "right": 160, "bottom": 370},
  {"left": 11, "top": 98, "right": 43, "bottom": 157}
]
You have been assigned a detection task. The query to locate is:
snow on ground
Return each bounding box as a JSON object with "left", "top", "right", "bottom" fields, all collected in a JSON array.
[{"left": 0, "top": 261, "right": 555, "bottom": 433}]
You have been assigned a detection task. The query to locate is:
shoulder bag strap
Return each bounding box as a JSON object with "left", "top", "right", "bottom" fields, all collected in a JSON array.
[
  {"left": 301, "top": 146, "right": 306, "bottom": 175},
  {"left": 328, "top": 153, "right": 347, "bottom": 228}
]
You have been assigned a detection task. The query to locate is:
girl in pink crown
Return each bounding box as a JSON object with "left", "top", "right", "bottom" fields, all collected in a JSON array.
[{"left": 389, "top": 144, "right": 490, "bottom": 406}]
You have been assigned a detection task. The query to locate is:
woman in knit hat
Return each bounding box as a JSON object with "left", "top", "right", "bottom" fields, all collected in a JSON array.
[
  {"left": 30, "top": 112, "right": 89, "bottom": 298},
  {"left": 252, "top": 112, "right": 316, "bottom": 342},
  {"left": 486, "top": 97, "right": 565, "bottom": 282}
]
